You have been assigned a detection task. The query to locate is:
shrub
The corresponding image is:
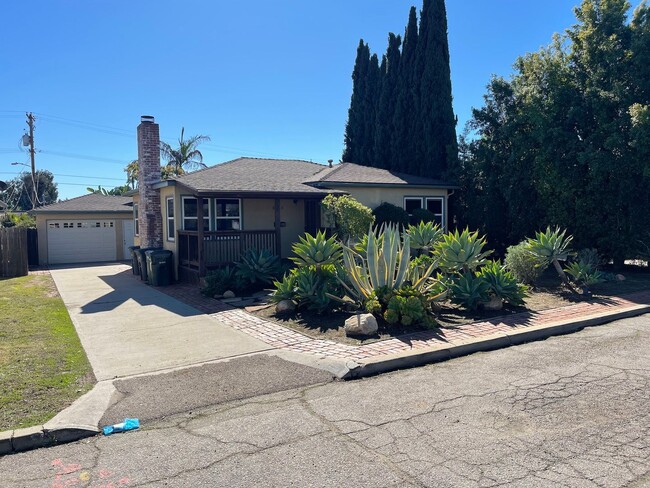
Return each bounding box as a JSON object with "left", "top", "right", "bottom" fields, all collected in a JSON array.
[
  {"left": 410, "top": 208, "right": 437, "bottom": 225},
  {"left": 321, "top": 194, "right": 374, "bottom": 242},
  {"left": 434, "top": 228, "right": 492, "bottom": 274},
  {"left": 372, "top": 202, "right": 409, "bottom": 228},
  {"left": 576, "top": 248, "right": 603, "bottom": 270},
  {"left": 476, "top": 260, "right": 528, "bottom": 306},
  {"left": 235, "top": 248, "right": 282, "bottom": 285},
  {"left": 504, "top": 242, "right": 545, "bottom": 285},
  {"left": 202, "top": 266, "right": 245, "bottom": 297},
  {"left": 1, "top": 212, "right": 35, "bottom": 228}
]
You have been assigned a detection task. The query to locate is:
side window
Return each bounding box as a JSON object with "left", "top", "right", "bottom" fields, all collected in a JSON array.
[{"left": 166, "top": 197, "right": 175, "bottom": 240}]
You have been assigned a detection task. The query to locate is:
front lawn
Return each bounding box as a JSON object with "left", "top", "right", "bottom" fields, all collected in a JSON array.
[{"left": 0, "top": 274, "right": 94, "bottom": 431}]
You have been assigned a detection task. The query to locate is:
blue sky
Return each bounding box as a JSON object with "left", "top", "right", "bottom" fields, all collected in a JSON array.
[{"left": 0, "top": 0, "right": 642, "bottom": 200}]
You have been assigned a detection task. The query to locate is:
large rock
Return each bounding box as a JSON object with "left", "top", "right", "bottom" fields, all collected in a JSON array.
[
  {"left": 223, "top": 290, "right": 236, "bottom": 299},
  {"left": 345, "top": 313, "right": 379, "bottom": 337},
  {"left": 275, "top": 300, "right": 296, "bottom": 313}
]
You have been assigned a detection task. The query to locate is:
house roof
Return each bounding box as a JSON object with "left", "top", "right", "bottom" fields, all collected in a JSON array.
[
  {"left": 307, "top": 162, "right": 456, "bottom": 188},
  {"left": 161, "top": 157, "right": 456, "bottom": 195},
  {"left": 166, "top": 157, "right": 343, "bottom": 196},
  {"left": 33, "top": 193, "right": 133, "bottom": 214}
]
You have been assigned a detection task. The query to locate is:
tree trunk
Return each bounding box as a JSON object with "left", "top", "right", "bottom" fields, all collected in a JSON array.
[{"left": 552, "top": 259, "right": 578, "bottom": 294}]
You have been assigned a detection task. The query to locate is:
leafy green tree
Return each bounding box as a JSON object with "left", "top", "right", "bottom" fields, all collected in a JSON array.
[
  {"left": 160, "top": 127, "right": 211, "bottom": 176},
  {"left": 5, "top": 170, "right": 58, "bottom": 210}
]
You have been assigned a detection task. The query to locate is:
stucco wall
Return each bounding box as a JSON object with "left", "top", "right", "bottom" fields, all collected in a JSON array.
[
  {"left": 35, "top": 212, "right": 133, "bottom": 265},
  {"left": 327, "top": 186, "right": 450, "bottom": 229},
  {"left": 242, "top": 199, "right": 275, "bottom": 231}
]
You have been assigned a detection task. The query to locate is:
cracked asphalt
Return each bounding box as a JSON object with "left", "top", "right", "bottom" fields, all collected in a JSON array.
[{"left": 2, "top": 314, "right": 649, "bottom": 487}]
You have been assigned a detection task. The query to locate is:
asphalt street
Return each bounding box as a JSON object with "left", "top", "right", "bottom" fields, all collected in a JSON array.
[{"left": 2, "top": 314, "right": 649, "bottom": 487}]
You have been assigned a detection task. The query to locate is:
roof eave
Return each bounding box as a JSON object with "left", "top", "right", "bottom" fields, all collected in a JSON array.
[{"left": 311, "top": 182, "right": 460, "bottom": 190}]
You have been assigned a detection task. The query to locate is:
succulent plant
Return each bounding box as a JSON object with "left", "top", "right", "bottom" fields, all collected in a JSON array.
[
  {"left": 433, "top": 228, "right": 492, "bottom": 274},
  {"left": 527, "top": 227, "right": 576, "bottom": 292},
  {"left": 290, "top": 231, "right": 343, "bottom": 268},
  {"left": 406, "top": 221, "right": 443, "bottom": 254},
  {"left": 235, "top": 248, "right": 282, "bottom": 285},
  {"left": 476, "top": 260, "right": 528, "bottom": 306},
  {"left": 564, "top": 261, "right": 606, "bottom": 289},
  {"left": 448, "top": 272, "right": 491, "bottom": 311},
  {"left": 270, "top": 272, "right": 297, "bottom": 303}
]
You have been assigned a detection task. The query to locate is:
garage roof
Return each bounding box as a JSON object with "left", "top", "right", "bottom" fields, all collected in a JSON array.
[{"left": 33, "top": 194, "right": 133, "bottom": 214}]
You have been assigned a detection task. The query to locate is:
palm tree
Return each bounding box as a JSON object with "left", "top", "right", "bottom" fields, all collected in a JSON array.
[{"left": 160, "top": 128, "right": 211, "bottom": 176}]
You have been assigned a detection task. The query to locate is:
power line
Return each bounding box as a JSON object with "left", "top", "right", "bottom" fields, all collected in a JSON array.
[
  {"left": 0, "top": 171, "right": 125, "bottom": 182},
  {"left": 39, "top": 149, "right": 128, "bottom": 165}
]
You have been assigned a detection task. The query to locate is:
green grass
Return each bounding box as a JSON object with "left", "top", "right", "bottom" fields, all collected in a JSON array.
[{"left": 0, "top": 274, "right": 95, "bottom": 430}]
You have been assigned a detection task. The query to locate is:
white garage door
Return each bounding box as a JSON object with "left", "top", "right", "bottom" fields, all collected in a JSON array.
[{"left": 47, "top": 220, "right": 117, "bottom": 264}]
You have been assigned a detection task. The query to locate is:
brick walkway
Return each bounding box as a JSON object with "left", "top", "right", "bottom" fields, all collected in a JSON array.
[{"left": 155, "top": 277, "right": 650, "bottom": 363}]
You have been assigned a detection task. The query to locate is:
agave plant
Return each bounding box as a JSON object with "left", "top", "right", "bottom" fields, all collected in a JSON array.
[
  {"left": 290, "top": 231, "right": 343, "bottom": 268},
  {"left": 448, "top": 273, "right": 491, "bottom": 311},
  {"left": 406, "top": 221, "right": 444, "bottom": 254},
  {"left": 433, "top": 228, "right": 492, "bottom": 274},
  {"left": 476, "top": 260, "right": 528, "bottom": 306},
  {"left": 527, "top": 227, "right": 576, "bottom": 292},
  {"left": 293, "top": 265, "right": 339, "bottom": 314},
  {"left": 235, "top": 248, "right": 282, "bottom": 285},
  {"left": 564, "top": 261, "right": 605, "bottom": 291},
  {"left": 340, "top": 225, "right": 436, "bottom": 304},
  {"left": 270, "top": 272, "right": 297, "bottom": 303}
]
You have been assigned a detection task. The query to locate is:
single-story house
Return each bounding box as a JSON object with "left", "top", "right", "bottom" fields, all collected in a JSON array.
[
  {"left": 133, "top": 116, "right": 457, "bottom": 283},
  {"left": 33, "top": 193, "right": 135, "bottom": 265}
]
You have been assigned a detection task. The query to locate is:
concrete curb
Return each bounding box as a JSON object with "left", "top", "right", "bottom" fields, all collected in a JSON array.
[
  {"left": 343, "top": 304, "right": 650, "bottom": 379},
  {"left": 0, "top": 381, "right": 117, "bottom": 456}
]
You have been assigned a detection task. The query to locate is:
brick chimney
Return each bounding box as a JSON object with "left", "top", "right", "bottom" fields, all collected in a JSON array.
[{"left": 137, "top": 115, "right": 163, "bottom": 248}]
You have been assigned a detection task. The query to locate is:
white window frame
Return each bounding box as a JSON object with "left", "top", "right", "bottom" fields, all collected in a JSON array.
[
  {"left": 182, "top": 196, "right": 211, "bottom": 231},
  {"left": 425, "top": 197, "right": 445, "bottom": 228},
  {"left": 403, "top": 196, "right": 445, "bottom": 228},
  {"left": 166, "top": 197, "right": 175, "bottom": 241},
  {"left": 134, "top": 203, "right": 139, "bottom": 236},
  {"left": 215, "top": 198, "right": 242, "bottom": 231}
]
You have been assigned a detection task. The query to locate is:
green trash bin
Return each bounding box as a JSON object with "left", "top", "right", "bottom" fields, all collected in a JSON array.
[
  {"left": 135, "top": 247, "right": 159, "bottom": 282},
  {"left": 145, "top": 250, "right": 174, "bottom": 286},
  {"left": 128, "top": 246, "right": 140, "bottom": 275}
]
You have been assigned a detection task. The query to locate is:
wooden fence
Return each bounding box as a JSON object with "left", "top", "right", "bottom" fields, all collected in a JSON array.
[{"left": 0, "top": 227, "right": 29, "bottom": 278}]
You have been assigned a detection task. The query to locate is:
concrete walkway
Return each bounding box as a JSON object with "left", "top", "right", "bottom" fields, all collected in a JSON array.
[{"left": 50, "top": 263, "right": 274, "bottom": 381}]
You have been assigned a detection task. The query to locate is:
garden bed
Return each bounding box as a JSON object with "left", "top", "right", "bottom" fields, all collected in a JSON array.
[{"left": 250, "top": 265, "right": 650, "bottom": 346}]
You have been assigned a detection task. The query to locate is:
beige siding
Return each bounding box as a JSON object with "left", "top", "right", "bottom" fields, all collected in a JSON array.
[
  {"left": 160, "top": 187, "right": 180, "bottom": 280},
  {"left": 132, "top": 194, "right": 141, "bottom": 247},
  {"left": 327, "top": 186, "right": 450, "bottom": 229},
  {"left": 242, "top": 199, "right": 275, "bottom": 230},
  {"left": 35, "top": 212, "right": 132, "bottom": 265}
]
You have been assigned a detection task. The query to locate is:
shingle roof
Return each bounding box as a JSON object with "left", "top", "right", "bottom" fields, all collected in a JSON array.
[
  {"left": 171, "top": 157, "right": 341, "bottom": 195},
  {"left": 33, "top": 194, "right": 133, "bottom": 213},
  {"left": 307, "top": 162, "right": 455, "bottom": 187}
]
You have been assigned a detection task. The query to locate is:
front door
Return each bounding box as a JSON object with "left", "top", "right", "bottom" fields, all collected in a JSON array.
[{"left": 304, "top": 200, "right": 321, "bottom": 235}]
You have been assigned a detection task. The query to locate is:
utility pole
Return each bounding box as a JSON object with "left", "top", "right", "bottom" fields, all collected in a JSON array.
[{"left": 26, "top": 112, "right": 36, "bottom": 209}]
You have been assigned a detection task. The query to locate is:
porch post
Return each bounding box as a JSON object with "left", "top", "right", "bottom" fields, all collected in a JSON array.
[
  {"left": 274, "top": 198, "right": 281, "bottom": 257},
  {"left": 197, "top": 196, "right": 205, "bottom": 277}
]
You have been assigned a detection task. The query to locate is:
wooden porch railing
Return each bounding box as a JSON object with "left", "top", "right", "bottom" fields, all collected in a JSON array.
[{"left": 178, "top": 230, "right": 278, "bottom": 273}]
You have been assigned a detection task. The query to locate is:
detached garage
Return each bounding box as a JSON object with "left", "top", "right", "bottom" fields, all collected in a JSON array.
[{"left": 34, "top": 194, "right": 135, "bottom": 266}]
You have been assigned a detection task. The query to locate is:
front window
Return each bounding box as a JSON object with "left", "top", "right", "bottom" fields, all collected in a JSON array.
[
  {"left": 166, "top": 197, "right": 175, "bottom": 241},
  {"left": 215, "top": 199, "right": 241, "bottom": 230},
  {"left": 425, "top": 197, "right": 444, "bottom": 226},
  {"left": 404, "top": 196, "right": 445, "bottom": 227},
  {"left": 182, "top": 197, "right": 210, "bottom": 231},
  {"left": 404, "top": 197, "right": 423, "bottom": 216},
  {"left": 134, "top": 203, "right": 139, "bottom": 236}
]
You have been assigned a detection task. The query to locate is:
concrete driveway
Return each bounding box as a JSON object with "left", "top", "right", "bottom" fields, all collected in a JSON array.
[{"left": 50, "top": 263, "right": 273, "bottom": 381}]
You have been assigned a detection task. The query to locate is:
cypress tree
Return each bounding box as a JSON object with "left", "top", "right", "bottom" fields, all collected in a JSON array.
[
  {"left": 414, "top": 0, "right": 457, "bottom": 178},
  {"left": 374, "top": 33, "right": 402, "bottom": 169},
  {"left": 392, "top": 6, "right": 419, "bottom": 173},
  {"left": 343, "top": 40, "right": 371, "bottom": 164}
]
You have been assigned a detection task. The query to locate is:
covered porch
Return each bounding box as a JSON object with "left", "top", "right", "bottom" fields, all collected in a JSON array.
[{"left": 175, "top": 193, "right": 323, "bottom": 281}]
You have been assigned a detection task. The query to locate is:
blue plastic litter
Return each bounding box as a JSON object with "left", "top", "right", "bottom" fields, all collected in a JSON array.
[{"left": 102, "top": 418, "right": 140, "bottom": 436}]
